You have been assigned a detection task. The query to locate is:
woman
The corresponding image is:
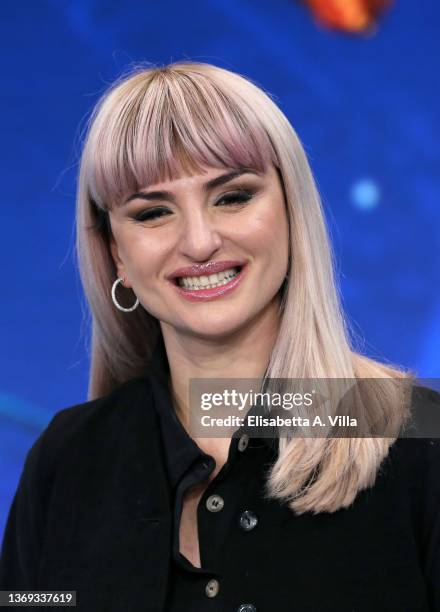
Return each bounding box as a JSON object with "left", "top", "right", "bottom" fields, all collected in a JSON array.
[{"left": 1, "top": 61, "right": 439, "bottom": 611}]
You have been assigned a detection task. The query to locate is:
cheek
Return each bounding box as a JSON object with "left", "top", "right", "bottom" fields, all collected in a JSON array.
[
  {"left": 239, "top": 207, "right": 289, "bottom": 257},
  {"left": 117, "top": 232, "right": 165, "bottom": 280}
]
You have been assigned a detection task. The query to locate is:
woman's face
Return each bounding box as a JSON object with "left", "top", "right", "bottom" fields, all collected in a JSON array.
[{"left": 108, "top": 163, "right": 290, "bottom": 339}]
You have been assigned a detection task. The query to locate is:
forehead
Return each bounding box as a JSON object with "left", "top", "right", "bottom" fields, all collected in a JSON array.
[
  {"left": 141, "top": 165, "right": 265, "bottom": 189},
  {"left": 146, "top": 164, "right": 227, "bottom": 187}
]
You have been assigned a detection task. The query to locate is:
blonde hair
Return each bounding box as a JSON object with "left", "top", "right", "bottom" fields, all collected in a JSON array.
[{"left": 76, "top": 60, "right": 415, "bottom": 514}]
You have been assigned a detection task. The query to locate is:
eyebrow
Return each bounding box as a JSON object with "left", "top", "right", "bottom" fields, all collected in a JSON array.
[{"left": 123, "top": 168, "right": 261, "bottom": 205}]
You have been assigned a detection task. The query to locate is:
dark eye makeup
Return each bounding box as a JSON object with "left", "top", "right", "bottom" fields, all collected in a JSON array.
[{"left": 131, "top": 188, "right": 255, "bottom": 223}]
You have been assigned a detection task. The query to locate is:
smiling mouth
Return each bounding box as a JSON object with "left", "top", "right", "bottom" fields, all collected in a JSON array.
[{"left": 173, "top": 265, "right": 243, "bottom": 290}]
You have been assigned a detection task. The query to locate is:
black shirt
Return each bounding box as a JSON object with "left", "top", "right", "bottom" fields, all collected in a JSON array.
[
  {"left": 1, "top": 338, "right": 439, "bottom": 611},
  {"left": 148, "top": 337, "right": 440, "bottom": 611}
]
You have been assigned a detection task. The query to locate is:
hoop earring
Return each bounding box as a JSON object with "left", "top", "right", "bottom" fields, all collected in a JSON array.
[{"left": 111, "top": 277, "right": 139, "bottom": 312}]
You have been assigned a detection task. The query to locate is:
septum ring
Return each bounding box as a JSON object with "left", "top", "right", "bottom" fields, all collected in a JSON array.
[{"left": 111, "top": 277, "right": 139, "bottom": 312}]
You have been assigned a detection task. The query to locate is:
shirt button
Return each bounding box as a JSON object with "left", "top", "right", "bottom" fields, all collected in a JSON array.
[
  {"left": 205, "top": 578, "right": 220, "bottom": 598},
  {"left": 239, "top": 510, "right": 258, "bottom": 531},
  {"left": 238, "top": 434, "right": 249, "bottom": 452},
  {"left": 237, "top": 605, "right": 256, "bottom": 612},
  {"left": 206, "top": 494, "right": 224, "bottom": 512}
]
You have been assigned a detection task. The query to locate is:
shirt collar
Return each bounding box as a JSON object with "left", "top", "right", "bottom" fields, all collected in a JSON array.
[{"left": 147, "top": 334, "right": 277, "bottom": 488}]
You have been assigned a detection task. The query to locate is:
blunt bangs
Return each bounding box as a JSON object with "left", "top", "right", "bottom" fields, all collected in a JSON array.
[{"left": 86, "top": 66, "right": 279, "bottom": 210}]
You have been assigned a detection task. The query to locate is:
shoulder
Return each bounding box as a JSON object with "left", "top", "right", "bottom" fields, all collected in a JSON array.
[
  {"left": 389, "top": 383, "right": 440, "bottom": 456},
  {"left": 42, "top": 376, "right": 153, "bottom": 444},
  {"left": 21, "top": 376, "right": 157, "bottom": 493},
  {"left": 385, "top": 384, "right": 440, "bottom": 492},
  {"left": 410, "top": 382, "right": 440, "bottom": 415},
  {"left": 0, "top": 376, "right": 160, "bottom": 588},
  {"left": 390, "top": 386, "right": 440, "bottom": 595}
]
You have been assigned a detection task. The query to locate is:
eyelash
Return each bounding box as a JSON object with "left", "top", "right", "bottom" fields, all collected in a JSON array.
[{"left": 132, "top": 189, "right": 255, "bottom": 222}]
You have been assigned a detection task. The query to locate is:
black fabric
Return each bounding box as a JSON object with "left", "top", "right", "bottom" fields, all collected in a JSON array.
[
  {"left": 0, "top": 339, "right": 440, "bottom": 611},
  {"left": 149, "top": 338, "right": 440, "bottom": 612}
]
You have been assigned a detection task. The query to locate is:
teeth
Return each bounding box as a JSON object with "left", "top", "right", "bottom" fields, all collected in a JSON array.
[{"left": 177, "top": 267, "right": 240, "bottom": 289}]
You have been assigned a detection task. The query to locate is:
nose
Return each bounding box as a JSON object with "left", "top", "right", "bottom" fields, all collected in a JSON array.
[{"left": 177, "top": 208, "right": 223, "bottom": 261}]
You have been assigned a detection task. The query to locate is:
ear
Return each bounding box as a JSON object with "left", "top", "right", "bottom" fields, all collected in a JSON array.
[{"left": 109, "top": 237, "right": 131, "bottom": 288}]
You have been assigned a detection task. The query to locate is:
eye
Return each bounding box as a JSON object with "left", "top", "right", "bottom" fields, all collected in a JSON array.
[
  {"left": 215, "top": 189, "right": 254, "bottom": 207},
  {"left": 133, "top": 207, "right": 171, "bottom": 222},
  {"left": 132, "top": 189, "right": 254, "bottom": 223}
]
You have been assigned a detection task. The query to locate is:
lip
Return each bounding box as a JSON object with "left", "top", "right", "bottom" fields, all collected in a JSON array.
[
  {"left": 167, "top": 260, "right": 246, "bottom": 281},
  {"left": 170, "top": 263, "right": 248, "bottom": 302}
]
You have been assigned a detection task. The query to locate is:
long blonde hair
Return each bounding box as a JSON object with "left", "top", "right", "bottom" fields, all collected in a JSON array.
[{"left": 76, "top": 61, "right": 415, "bottom": 514}]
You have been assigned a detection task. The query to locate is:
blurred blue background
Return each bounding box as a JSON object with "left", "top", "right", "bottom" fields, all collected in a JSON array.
[{"left": 1, "top": 0, "right": 439, "bottom": 539}]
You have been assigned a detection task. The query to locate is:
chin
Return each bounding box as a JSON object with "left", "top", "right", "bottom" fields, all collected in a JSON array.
[{"left": 183, "top": 314, "right": 251, "bottom": 340}]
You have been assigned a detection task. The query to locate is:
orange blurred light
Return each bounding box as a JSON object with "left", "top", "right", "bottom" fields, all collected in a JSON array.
[{"left": 303, "top": 0, "right": 394, "bottom": 33}]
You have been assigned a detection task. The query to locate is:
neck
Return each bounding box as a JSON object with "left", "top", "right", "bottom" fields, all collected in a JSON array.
[{"left": 160, "top": 297, "right": 281, "bottom": 435}]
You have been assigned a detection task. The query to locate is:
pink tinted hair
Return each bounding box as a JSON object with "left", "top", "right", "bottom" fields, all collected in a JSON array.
[{"left": 76, "top": 61, "right": 415, "bottom": 514}]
